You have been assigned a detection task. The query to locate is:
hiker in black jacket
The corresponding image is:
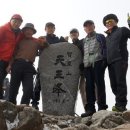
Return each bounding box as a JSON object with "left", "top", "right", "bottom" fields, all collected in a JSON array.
[
  {"left": 103, "top": 14, "right": 130, "bottom": 112},
  {"left": 69, "top": 28, "right": 86, "bottom": 108},
  {"left": 31, "top": 22, "right": 66, "bottom": 109},
  {"left": 69, "top": 28, "right": 83, "bottom": 52}
]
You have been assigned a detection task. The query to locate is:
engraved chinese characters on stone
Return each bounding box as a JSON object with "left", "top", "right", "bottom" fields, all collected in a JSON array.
[{"left": 39, "top": 42, "right": 82, "bottom": 116}]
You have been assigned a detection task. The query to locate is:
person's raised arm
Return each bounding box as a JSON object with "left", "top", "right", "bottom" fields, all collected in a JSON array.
[{"left": 127, "top": 13, "right": 130, "bottom": 28}]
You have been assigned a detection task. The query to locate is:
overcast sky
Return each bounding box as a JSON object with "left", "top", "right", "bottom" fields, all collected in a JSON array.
[{"left": 0, "top": 0, "right": 130, "bottom": 115}]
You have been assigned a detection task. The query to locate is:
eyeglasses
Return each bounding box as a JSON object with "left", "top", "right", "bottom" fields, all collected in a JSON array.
[
  {"left": 11, "top": 19, "right": 22, "bottom": 25},
  {"left": 105, "top": 19, "right": 114, "bottom": 24}
]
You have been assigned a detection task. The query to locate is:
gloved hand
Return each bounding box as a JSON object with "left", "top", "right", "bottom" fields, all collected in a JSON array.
[
  {"left": 38, "top": 36, "right": 49, "bottom": 47},
  {"left": 127, "top": 13, "right": 130, "bottom": 28},
  {"left": 79, "top": 63, "right": 84, "bottom": 72},
  {"left": 102, "top": 58, "right": 108, "bottom": 69}
]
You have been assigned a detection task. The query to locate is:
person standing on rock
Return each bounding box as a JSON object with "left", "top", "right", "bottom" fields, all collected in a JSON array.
[
  {"left": 69, "top": 28, "right": 86, "bottom": 108},
  {"left": 8, "top": 23, "right": 48, "bottom": 105},
  {"left": 31, "top": 22, "right": 67, "bottom": 109},
  {"left": 81, "top": 20, "right": 108, "bottom": 117},
  {"left": 0, "top": 14, "right": 23, "bottom": 99},
  {"left": 103, "top": 14, "right": 130, "bottom": 112}
]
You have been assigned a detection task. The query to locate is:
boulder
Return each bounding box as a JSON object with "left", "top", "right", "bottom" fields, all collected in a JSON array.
[{"left": 39, "top": 42, "right": 82, "bottom": 116}]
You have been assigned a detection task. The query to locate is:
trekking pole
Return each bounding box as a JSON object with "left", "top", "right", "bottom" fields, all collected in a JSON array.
[{"left": 127, "top": 13, "right": 130, "bottom": 28}]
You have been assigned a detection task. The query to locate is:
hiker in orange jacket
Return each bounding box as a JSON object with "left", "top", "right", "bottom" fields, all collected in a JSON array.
[{"left": 0, "top": 14, "right": 23, "bottom": 99}]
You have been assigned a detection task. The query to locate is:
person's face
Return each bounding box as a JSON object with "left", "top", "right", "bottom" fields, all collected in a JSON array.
[
  {"left": 70, "top": 32, "right": 79, "bottom": 40},
  {"left": 105, "top": 19, "right": 117, "bottom": 30},
  {"left": 10, "top": 19, "right": 22, "bottom": 30},
  {"left": 23, "top": 28, "right": 34, "bottom": 38},
  {"left": 45, "top": 26, "right": 55, "bottom": 34},
  {"left": 84, "top": 24, "right": 95, "bottom": 34}
]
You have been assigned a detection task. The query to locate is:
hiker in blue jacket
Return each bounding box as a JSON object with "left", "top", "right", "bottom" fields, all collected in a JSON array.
[
  {"left": 103, "top": 14, "right": 130, "bottom": 112},
  {"left": 81, "top": 20, "right": 108, "bottom": 117}
]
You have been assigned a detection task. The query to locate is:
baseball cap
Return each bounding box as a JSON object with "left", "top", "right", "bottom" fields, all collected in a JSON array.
[
  {"left": 11, "top": 14, "right": 23, "bottom": 22},
  {"left": 70, "top": 28, "right": 79, "bottom": 34},
  {"left": 45, "top": 22, "right": 55, "bottom": 28},
  {"left": 83, "top": 20, "right": 94, "bottom": 27}
]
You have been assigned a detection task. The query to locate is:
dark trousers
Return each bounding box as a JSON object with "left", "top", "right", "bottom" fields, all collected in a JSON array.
[
  {"left": 9, "top": 59, "right": 36, "bottom": 105},
  {"left": 0, "top": 60, "right": 8, "bottom": 99},
  {"left": 84, "top": 60, "right": 108, "bottom": 111},
  {"left": 108, "top": 60, "right": 128, "bottom": 107}
]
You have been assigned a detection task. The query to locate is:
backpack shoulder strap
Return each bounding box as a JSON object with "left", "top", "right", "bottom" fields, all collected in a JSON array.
[{"left": 96, "top": 33, "right": 107, "bottom": 58}]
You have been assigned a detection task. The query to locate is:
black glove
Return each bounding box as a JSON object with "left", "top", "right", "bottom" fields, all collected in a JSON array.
[{"left": 79, "top": 63, "right": 84, "bottom": 72}]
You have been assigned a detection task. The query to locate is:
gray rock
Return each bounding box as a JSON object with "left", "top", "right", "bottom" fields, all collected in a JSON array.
[
  {"left": 74, "top": 117, "right": 82, "bottom": 124},
  {"left": 0, "top": 100, "right": 17, "bottom": 123},
  {"left": 43, "top": 124, "right": 61, "bottom": 130},
  {"left": 16, "top": 107, "right": 43, "bottom": 130},
  {"left": 51, "top": 118, "right": 58, "bottom": 124},
  {"left": 62, "top": 124, "right": 90, "bottom": 130},
  {"left": 63, "top": 127, "right": 77, "bottom": 130},
  {"left": 0, "top": 101, "right": 43, "bottom": 130},
  {"left": 1, "top": 100, "right": 130, "bottom": 130},
  {"left": 39, "top": 42, "right": 82, "bottom": 116},
  {"left": 74, "top": 124, "right": 89, "bottom": 130},
  {"left": 90, "top": 110, "right": 126, "bottom": 129},
  {"left": 112, "top": 123, "right": 130, "bottom": 130},
  {"left": 42, "top": 117, "right": 52, "bottom": 124},
  {"left": 81, "top": 116, "right": 92, "bottom": 126},
  {"left": 16, "top": 104, "right": 28, "bottom": 113},
  {"left": 0, "top": 101, "right": 7, "bottom": 130},
  {"left": 58, "top": 120, "right": 69, "bottom": 128},
  {"left": 123, "top": 110, "right": 130, "bottom": 122}
]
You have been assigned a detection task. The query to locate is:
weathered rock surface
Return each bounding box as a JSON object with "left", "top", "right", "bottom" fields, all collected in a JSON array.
[
  {"left": 39, "top": 42, "right": 82, "bottom": 116},
  {"left": 0, "top": 101, "right": 7, "bottom": 130},
  {"left": 123, "top": 110, "right": 130, "bottom": 121},
  {"left": 0, "top": 100, "right": 42, "bottom": 130},
  {"left": 0, "top": 100, "right": 130, "bottom": 130},
  {"left": 90, "top": 110, "right": 126, "bottom": 129}
]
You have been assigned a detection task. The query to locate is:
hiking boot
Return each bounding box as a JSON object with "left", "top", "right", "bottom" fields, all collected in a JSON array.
[
  {"left": 32, "top": 104, "right": 39, "bottom": 110},
  {"left": 81, "top": 110, "right": 96, "bottom": 118},
  {"left": 98, "top": 104, "right": 108, "bottom": 111},
  {"left": 112, "top": 106, "right": 127, "bottom": 112}
]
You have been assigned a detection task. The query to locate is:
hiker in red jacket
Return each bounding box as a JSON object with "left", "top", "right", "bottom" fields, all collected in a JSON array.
[{"left": 0, "top": 14, "right": 23, "bottom": 99}]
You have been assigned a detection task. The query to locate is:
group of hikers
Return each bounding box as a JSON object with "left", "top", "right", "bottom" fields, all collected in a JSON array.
[{"left": 0, "top": 13, "right": 130, "bottom": 117}]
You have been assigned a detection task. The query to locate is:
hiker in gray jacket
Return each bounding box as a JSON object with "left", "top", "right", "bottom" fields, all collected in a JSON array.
[{"left": 81, "top": 20, "right": 108, "bottom": 117}]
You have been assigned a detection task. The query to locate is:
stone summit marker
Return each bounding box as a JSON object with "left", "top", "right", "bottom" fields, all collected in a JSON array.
[{"left": 39, "top": 42, "right": 82, "bottom": 116}]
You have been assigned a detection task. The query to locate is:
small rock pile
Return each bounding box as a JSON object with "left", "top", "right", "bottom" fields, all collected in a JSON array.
[{"left": 0, "top": 100, "right": 130, "bottom": 130}]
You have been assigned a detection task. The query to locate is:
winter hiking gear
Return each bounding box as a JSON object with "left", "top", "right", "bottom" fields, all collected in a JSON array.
[
  {"left": 103, "top": 14, "right": 118, "bottom": 26},
  {"left": 112, "top": 106, "right": 127, "bottom": 112}
]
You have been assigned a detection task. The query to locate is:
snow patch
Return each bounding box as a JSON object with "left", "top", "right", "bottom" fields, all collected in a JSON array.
[
  {"left": 0, "top": 99, "right": 6, "bottom": 103},
  {"left": 43, "top": 124, "right": 61, "bottom": 130},
  {"left": 6, "top": 114, "right": 19, "bottom": 130}
]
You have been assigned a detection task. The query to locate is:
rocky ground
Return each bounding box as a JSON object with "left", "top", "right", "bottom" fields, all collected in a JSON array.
[{"left": 0, "top": 100, "right": 130, "bottom": 130}]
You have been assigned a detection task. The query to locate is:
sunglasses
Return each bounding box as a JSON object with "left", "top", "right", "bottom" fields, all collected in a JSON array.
[{"left": 105, "top": 19, "right": 114, "bottom": 24}]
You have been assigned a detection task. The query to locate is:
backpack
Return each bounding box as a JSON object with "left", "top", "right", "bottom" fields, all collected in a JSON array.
[{"left": 96, "top": 33, "right": 107, "bottom": 58}]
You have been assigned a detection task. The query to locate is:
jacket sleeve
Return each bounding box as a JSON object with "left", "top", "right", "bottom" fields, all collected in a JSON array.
[
  {"left": 122, "top": 27, "right": 130, "bottom": 38},
  {"left": 0, "top": 26, "right": 5, "bottom": 43}
]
